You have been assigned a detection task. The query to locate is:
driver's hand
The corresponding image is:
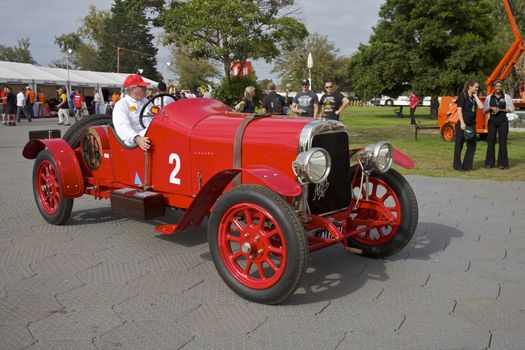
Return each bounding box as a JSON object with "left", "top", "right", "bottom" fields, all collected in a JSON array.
[{"left": 136, "top": 136, "right": 150, "bottom": 151}]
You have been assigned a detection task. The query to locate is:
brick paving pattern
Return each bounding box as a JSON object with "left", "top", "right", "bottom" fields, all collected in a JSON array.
[{"left": 0, "top": 119, "right": 524, "bottom": 349}]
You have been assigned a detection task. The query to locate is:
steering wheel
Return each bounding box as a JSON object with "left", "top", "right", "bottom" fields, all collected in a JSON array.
[{"left": 139, "top": 92, "right": 178, "bottom": 129}]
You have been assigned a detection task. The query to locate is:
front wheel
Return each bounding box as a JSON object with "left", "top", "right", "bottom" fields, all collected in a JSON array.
[
  {"left": 347, "top": 166, "right": 418, "bottom": 258},
  {"left": 208, "top": 185, "right": 307, "bottom": 304},
  {"left": 33, "top": 150, "right": 73, "bottom": 225}
]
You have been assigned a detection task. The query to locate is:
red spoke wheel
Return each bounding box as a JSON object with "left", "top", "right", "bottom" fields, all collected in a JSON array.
[
  {"left": 347, "top": 166, "right": 418, "bottom": 258},
  {"left": 32, "top": 150, "right": 73, "bottom": 225},
  {"left": 208, "top": 185, "right": 307, "bottom": 304}
]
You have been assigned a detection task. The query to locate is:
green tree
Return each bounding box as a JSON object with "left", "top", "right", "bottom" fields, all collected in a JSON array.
[
  {"left": 212, "top": 75, "right": 262, "bottom": 107},
  {"left": 272, "top": 33, "right": 348, "bottom": 92},
  {"left": 160, "top": 0, "right": 307, "bottom": 81},
  {"left": 347, "top": 0, "right": 501, "bottom": 116},
  {"left": 98, "top": 0, "right": 161, "bottom": 80},
  {"left": 53, "top": 2, "right": 160, "bottom": 79},
  {"left": 257, "top": 78, "right": 274, "bottom": 92},
  {"left": 54, "top": 6, "right": 111, "bottom": 70},
  {"left": 171, "top": 46, "right": 218, "bottom": 90},
  {"left": 0, "top": 38, "right": 37, "bottom": 64}
]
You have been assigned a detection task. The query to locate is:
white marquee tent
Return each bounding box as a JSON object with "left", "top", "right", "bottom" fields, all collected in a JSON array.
[
  {"left": 0, "top": 61, "right": 158, "bottom": 116},
  {"left": 0, "top": 60, "right": 158, "bottom": 88}
]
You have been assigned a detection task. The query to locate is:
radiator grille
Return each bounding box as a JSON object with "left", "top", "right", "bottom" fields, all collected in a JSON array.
[{"left": 307, "top": 132, "right": 351, "bottom": 215}]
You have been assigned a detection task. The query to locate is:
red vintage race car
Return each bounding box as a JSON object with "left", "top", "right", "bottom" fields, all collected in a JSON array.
[{"left": 23, "top": 94, "right": 418, "bottom": 304}]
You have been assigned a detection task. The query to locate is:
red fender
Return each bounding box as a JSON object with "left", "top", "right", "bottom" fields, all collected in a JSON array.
[
  {"left": 22, "top": 139, "right": 84, "bottom": 198},
  {"left": 242, "top": 166, "right": 302, "bottom": 197},
  {"left": 350, "top": 147, "right": 415, "bottom": 169},
  {"left": 392, "top": 148, "right": 415, "bottom": 169},
  {"left": 155, "top": 166, "right": 301, "bottom": 235}
]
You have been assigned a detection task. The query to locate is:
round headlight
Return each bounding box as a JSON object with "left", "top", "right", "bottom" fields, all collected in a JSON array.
[
  {"left": 362, "top": 141, "right": 393, "bottom": 173},
  {"left": 293, "top": 147, "right": 331, "bottom": 184}
]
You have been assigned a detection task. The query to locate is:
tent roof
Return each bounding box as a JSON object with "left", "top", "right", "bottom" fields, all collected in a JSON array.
[
  {"left": 0, "top": 61, "right": 65, "bottom": 84},
  {"left": 0, "top": 61, "right": 158, "bottom": 88}
]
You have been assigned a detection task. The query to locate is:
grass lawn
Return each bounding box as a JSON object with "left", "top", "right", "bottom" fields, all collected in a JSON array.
[{"left": 339, "top": 106, "right": 525, "bottom": 181}]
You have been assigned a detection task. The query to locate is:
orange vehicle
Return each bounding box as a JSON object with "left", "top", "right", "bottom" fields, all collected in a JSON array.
[{"left": 438, "top": 0, "right": 524, "bottom": 141}]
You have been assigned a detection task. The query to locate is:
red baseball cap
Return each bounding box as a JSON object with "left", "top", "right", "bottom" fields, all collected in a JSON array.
[{"left": 123, "top": 74, "right": 150, "bottom": 88}]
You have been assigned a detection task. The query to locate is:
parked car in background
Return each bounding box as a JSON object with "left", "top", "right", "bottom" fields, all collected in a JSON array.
[{"left": 375, "top": 95, "right": 431, "bottom": 107}]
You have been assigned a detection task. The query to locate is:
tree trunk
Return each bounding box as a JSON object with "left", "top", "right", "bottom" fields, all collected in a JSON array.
[
  {"left": 224, "top": 59, "right": 231, "bottom": 83},
  {"left": 430, "top": 96, "right": 439, "bottom": 119}
]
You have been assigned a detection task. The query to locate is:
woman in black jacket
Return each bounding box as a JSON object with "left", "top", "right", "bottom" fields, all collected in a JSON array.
[{"left": 483, "top": 80, "right": 514, "bottom": 169}]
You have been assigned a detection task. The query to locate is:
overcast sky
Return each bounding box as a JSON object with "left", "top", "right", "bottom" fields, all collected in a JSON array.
[{"left": 0, "top": 0, "right": 384, "bottom": 82}]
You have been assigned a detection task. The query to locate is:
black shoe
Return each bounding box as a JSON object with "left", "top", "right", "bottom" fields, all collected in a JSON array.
[
  {"left": 485, "top": 165, "right": 493, "bottom": 169},
  {"left": 455, "top": 168, "right": 465, "bottom": 172}
]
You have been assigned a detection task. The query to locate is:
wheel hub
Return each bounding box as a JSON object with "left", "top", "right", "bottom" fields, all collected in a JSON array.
[{"left": 241, "top": 242, "right": 252, "bottom": 254}]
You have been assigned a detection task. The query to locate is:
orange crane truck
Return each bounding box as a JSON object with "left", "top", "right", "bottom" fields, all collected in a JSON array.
[{"left": 438, "top": 0, "right": 524, "bottom": 141}]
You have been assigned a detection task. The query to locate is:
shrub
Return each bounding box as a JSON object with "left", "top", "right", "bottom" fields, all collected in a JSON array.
[{"left": 212, "top": 75, "right": 262, "bottom": 108}]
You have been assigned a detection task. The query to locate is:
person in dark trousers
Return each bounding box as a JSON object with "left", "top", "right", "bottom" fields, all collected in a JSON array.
[
  {"left": 6, "top": 87, "right": 17, "bottom": 126},
  {"left": 453, "top": 80, "right": 483, "bottom": 171},
  {"left": 25, "top": 87, "right": 35, "bottom": 121},
  {"left": 318, "top": 79, "right": 350, "bottom": 120},
  {"left": 409, "top": 91, "right": 420, "bottom": 126},
  {"left": 262, "top": 82, "right": 285, "bottom": 115},
  {"left": 483, "top": 80, "right": 514, "bottom": 169}
]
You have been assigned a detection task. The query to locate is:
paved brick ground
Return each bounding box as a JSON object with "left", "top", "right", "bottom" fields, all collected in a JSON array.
[{"left": 1, "top": 118, "right": 524, "bottom": 350}]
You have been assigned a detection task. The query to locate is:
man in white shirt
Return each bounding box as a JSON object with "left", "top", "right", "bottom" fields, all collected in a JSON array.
[
  {"left": 112, "top": 74, "right": 152, "bottom": 151},
  {"left": 16, "top": 88, "right": 26, "bottom": 124}
]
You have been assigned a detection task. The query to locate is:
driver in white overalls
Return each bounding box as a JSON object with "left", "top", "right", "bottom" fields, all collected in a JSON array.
[{"left": 112, "top": 74, "right": 152, "bottom": 151}]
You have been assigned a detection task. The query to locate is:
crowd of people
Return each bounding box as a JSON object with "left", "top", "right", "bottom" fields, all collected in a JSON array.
[
  {"left": 0, "top": 86, "right": 39, "bottom": 125},
  {"left": 236, "top": 78, "right": 350, "bottom": 121}
]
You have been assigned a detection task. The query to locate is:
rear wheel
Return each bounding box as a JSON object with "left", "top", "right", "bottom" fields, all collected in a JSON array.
[
  {"left": 347, "top": 166, "right": 418, "bottom": 258},
  {"left": 33, "top": 150, "right": 73, "bottom": 225},
  {"left": 208, "top": 185, "right": 307, "bottom": 304},
  {"left": 441, "top": 123, "right": 455, "bottom": 142},
  {"left": 63, "top": 114, "right": 112, "bottom": 148}
]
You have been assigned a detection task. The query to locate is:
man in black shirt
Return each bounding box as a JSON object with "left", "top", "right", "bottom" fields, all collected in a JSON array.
[
  {"left": 262, "top": 82, "right": 285, "bottom": 115},
  {"left": 6, "top": 87, "right": 17, "bottom": 126},
  {"left": 318, "top": 80, "right": 350, "bottom": 120}
]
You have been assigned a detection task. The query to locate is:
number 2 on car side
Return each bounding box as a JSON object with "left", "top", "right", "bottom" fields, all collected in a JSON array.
[{"left": 169, "top": 152, "right": 181, "bottom": 185}]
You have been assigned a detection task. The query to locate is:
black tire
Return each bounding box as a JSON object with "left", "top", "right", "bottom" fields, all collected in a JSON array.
[
  {"left": 441, "top": 123, "right": 455, "bottom": 142},
  {"left": 208, "top": 185, "right": 307, "bottom": 304},
  {"left": 63, "top": 114, "right": 112, "bottom": 148},
  {"left": 386, "top": 99, "right": 394, "bottom": 106},
  {"left": 32, "top": 150, "right": 74, "bottom": 225},
  {"left": 348, "top": 166, "right": 418, "bottom": 258}
]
